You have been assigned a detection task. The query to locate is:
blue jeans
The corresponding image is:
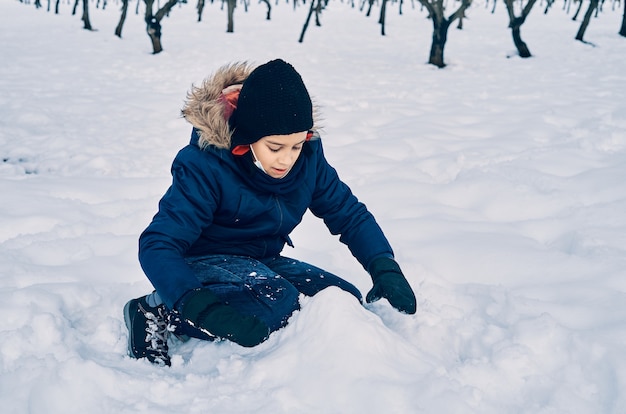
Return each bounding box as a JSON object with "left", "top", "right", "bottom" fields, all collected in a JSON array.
[{"left": 152, "top": 255, "right": 362, "bottom": 340}]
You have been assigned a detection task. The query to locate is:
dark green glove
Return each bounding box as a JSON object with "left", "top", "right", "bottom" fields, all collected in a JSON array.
[
  {"left": 366, "top": 257, "right": 417, "bottom": 314},
  {"left": 179, "top": 288, "right": 270, "bottom": 347}
]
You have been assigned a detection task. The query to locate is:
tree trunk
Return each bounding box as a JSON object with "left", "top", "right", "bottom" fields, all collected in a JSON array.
[
  {"left": 197, "top": 0, "right": 205, "bottom": 22},
  {"left": 227, "top": 0, "right": 236, "bottom": 32},
  {"left": 82, "top": 0, "right": 93, "bottom": 30},
  {"left": 504, "top": 0, "right": 538, "bottom": 58},
  {"left": 260, "top": 0, "right": 271, "bottom": 20},
  {"left": 146, "top": 16, "right": 163, "bottom": 53},
  {"left": 144, "top": 0, "right": 179, "bottom": 54},
  {"left": 429, "top": 18, "right": 450, "bottom": 68},
  {"left": 379, "top": 0, "right": 388, "bottom": 36},
  {"left": 575, "top": 0, "right": 599, "bottom": 42},
  {"left": 510, "top": 19, "right": 531, "bottom": 57},
  {"left": 299, "top": 0, "right": 317, "bottom": 43},
  {"left": 419, "top": 0, "right": 473, "bottom": 68},
  {"left": 572, "top": 0, "right": 584, "bottom": 20},
  {"left": 457, "top": 10, "right": 464, "bottom": 29},
  {"left": 314, "top": 0, "right": 323, "bottom": 26},
  {"left": 543, "top": 0, "right": 554, "bottom": 14},
  {"left": 619, "top": 0, "right": 626, "bottom": 37},
  {"left": 115, "top": 0, "right": 129, "bottom": 37},
  {"left": 144, "top": 0, "right": 160, "bottom": 53}
]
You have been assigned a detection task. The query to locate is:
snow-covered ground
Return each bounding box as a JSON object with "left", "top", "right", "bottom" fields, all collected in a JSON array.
[{"left": 1, "top": 1, "right": 625, "bottom": 412}]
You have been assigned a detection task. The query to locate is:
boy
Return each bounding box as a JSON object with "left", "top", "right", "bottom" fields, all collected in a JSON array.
[{"left": 124, "top": 59, "right": 416, "bottom": 366}]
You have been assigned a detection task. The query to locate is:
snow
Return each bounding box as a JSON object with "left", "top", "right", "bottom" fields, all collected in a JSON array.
[{"left": 1, "top": 1, "right": 625, "bottom": 413}]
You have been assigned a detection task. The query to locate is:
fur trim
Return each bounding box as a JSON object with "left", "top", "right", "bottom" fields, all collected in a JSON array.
[
  {"left": 182, "top": 62, "right": 255, "bottom": 150},
  {"left": 181, "top": 61, "right": 322, "bottom": 151}
]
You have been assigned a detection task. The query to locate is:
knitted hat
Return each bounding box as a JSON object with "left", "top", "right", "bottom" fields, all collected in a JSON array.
[{"left": 229, "top": 59, "right": 313, "bottom": 151}]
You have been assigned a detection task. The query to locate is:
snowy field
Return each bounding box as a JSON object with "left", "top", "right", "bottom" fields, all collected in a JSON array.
[{"left": 1, "top": 1, "right": 625, "bottom": 412}]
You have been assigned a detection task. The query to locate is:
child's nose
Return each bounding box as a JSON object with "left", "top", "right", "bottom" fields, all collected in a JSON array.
[{"left": 278, "top": 152, "right": 294, "bottom": 165}]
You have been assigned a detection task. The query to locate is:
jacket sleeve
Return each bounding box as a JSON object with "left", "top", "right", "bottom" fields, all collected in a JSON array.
[
  {"left": 308, "top": 141, "right": 394, "bottom": 271},
  {"left": 138, "top": 147, "right": 219, "bottom": 309}
]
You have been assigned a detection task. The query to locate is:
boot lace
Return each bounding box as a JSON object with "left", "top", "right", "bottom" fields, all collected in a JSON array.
[{"left": 139, "top": 302, "right": 174, "bottom": 366}]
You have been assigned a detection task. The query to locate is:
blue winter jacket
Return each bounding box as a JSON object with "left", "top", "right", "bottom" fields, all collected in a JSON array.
[
  {"left": 138, "top": 63, "right": 393, "bottom": 309},
  {"left": 139, "top": 129, "right": 393, "bottom": 309}
]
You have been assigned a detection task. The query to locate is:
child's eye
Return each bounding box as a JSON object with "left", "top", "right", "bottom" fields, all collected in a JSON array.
[
  {"left": 293, "top": 146, "right": 302, "bottom": 151},
  {"left": 269, "top": 147, "right": 281, "bottom": 153}
]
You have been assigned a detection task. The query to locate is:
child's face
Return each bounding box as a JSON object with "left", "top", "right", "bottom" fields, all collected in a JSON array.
[{"left": 250, "top": 131, "right": 308, "bottom": 179}]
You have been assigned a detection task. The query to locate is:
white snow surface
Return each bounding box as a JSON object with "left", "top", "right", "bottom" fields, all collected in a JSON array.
[{"left": 1, "top": 1, "right": 625, "bottom": 413}]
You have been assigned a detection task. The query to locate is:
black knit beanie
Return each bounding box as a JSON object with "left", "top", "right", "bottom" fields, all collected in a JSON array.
[{"left": 229, "top": 59, "right": 313, "bottom": 149}]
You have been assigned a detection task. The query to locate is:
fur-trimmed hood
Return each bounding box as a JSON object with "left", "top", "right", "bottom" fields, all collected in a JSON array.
[{"left": 181, "top": 62, "right": 320, "bottom": 151}]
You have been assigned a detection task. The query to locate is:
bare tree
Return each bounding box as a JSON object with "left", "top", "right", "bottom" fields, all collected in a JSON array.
[
  {"left": 115, "top": 0, "right": 130, "bottom": 37},
  {"left": 503, "top": 0, "right": 539, "bottom": 57},
  {"left": 260, "top": 0, "right": 272, "bottom": 20},
  {"left": 144, "top": 0, "right": 180, "bottom": 54},
  {"left": 82, "top": 0, "right": 94, "bottom": 30},
  {"left": 379, "top": 0, "right": 389, "bottom": 36},
  {"left": 197, "top": 0, "right": 206, "bottom": 22},
  {"left": 227, "top": 0, "right": 236, "bottom": 32},
  {"left": 572, "top": 0, "right": 585, "bottom": 20},
  {"left": 457, "top": 7, "right": 466, "bottom": 29},
  {"left": 299, "top": 0, "right": 324, "bottom": 42},
  {"left": 575, "top": 0, "right": 599, "bottom": 43},
  {"left": 416, "top": 0, "right": 473, "bottom": 68}
]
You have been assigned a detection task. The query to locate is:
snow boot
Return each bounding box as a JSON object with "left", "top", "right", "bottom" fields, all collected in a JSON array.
[{"left": 123, "top": 295, "right": 173, "bottom": 367}]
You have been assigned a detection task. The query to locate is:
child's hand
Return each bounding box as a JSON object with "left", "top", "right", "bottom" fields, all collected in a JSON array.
[{"left": 366, "top": 258, "right": 417, "bottom": 314}]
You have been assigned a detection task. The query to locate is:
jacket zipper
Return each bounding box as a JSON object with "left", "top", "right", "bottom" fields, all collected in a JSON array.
[
  {"left": 273, "top": 195, "right": 283, "bottom": 235},
  {"left": 273, "top": 195, "right": 294, "bottom": 248}
]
